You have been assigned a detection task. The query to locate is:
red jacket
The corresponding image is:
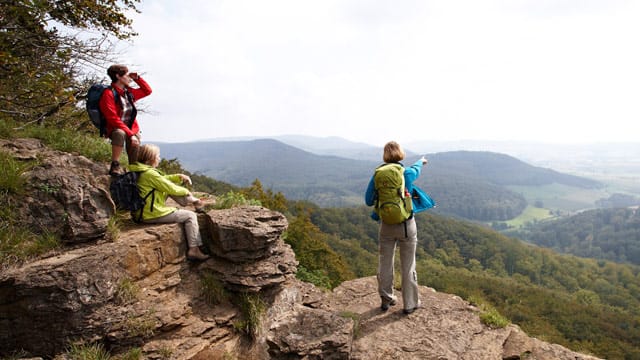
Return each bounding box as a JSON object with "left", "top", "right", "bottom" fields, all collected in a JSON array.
[{"left": 99, "top": 77, "right": 152, "bottom": 138}]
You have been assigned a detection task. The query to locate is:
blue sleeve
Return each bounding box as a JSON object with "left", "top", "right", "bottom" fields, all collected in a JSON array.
[
  {"left": 404, "top": 159, "right": 423, "bottom": 190},
  {"left": 365, "top": 175, "right": 376, "bottom": 206}
]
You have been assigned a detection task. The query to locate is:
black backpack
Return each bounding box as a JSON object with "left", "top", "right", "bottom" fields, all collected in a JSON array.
[
  {"left": 109, "top": 171, "right": 155, "bottom": 223},
  {"left": 86, "top": 84, "right": 136, "bottom": 136},
  {"left": 86, "top": 84, "right": 116, "bottom": 137}
]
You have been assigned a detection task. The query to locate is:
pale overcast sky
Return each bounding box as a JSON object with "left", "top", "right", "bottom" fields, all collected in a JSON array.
[{"left": 119, "top": 0, "right": 640, "bottom": 146}]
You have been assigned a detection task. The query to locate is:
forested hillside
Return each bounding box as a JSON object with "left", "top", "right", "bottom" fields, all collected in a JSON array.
[
  {"left": 158, "top": 140, "right": 601, "bottom": 222},
  {"left": 424, "top": 151, "right": 602, "bottom": 188},
  {"left": 511, "top": 207, "right": 640, "bottom": 265}
]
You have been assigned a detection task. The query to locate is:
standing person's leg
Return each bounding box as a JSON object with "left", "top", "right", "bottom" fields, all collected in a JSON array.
[
  {"left": 398, "top": 217, "right": 420, "bottom": 313},
  {"left": 378, "top": 223, "right": 399, "bottom": 310},
  {"left": 109, "top": 129, "right": 126, "bottom": 175},
  {"left": 125, "top": 133, "right": 140, "bottom": 164},
  {"left": 143, "top": 209, "right": 209, "bottom": 261}
]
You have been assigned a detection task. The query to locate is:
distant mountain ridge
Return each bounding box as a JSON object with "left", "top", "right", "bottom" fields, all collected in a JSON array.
[{"left": 157, "top": 138, "right": 602, "bottom": 220}]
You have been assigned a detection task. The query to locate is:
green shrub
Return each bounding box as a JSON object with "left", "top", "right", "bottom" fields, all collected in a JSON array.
[
  {"left": 212, "top": 191, "right": 261, "bottom": 209},
  {"left": 296, "top": 265, "right": 333, "bottom": 289},
  {"left": 468, "top": 295, "right": 510, "bottom": 329},
  {"left": 479, "top": 306, "right": 510, "bottom": 328}
]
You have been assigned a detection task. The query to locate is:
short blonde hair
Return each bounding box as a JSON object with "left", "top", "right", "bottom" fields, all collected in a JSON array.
[
  {"left": 137, "top": 144, "right": 160, "bottom": 165},
  {"left": 383, "top": 141, "right": 405, "bottom": 163}
]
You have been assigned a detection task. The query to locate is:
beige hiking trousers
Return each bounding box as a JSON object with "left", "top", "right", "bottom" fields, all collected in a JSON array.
[{"left": 377, "top": 216, "right": 420, "bottom": 311}]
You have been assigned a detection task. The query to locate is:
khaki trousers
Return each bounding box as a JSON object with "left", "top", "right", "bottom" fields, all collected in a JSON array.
[
  {"left": 377, "top": 217, "right": 420, "bottom": 311},
  {"left": 143, "top": 209, "right": 202, "bottom": 248}
]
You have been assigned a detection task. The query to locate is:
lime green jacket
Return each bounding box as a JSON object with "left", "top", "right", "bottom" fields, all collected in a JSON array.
[{"left": 128, "top": 162, "right": 189, "bottom": 220}]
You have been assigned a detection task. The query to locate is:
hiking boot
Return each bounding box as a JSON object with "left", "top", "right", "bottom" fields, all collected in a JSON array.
[
  {"left": 187, "top": 246, "right": 210, "bottom": 262},
  {"left": 109, "top": 161, "right": 125, "bottom": 176},
  {"left": 403, "top": 300, "right": 422, "bottom": 315},
  {"left": 381, "top": 299, "right": 397, "bottom": 312},
  {"left": 193, "top": 199, "right": 206, "bottom": 213}
]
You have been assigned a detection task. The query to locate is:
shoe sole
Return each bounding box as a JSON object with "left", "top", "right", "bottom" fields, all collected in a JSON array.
[{"left": 187, "top": 256, "right": 210, "bottom": 262}]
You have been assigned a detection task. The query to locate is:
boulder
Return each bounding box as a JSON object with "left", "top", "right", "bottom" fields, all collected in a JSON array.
[
  {"left": 0, "top": 138, "right": 114, "bottom": 243},
  {"left": 200, "top": 206, "right": 297, "bottom": 292},
  {"left": 203, "top": 206, "right": 288, "bottom": 262}
]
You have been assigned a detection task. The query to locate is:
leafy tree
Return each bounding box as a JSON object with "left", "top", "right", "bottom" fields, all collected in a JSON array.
[
  {"left": 285, "top": 209, "right": 354, "bottom": 288},
  {"left": 0, "top": 0, "right": 140, "bottom": 129}
]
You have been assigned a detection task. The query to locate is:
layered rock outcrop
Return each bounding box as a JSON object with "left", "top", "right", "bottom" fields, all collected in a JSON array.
[
  {"left": 0, "top": 138, "right": 114, "bottom": 243},
  {"left": 0, "top": 139, "right": 602, "bottom": 359}
]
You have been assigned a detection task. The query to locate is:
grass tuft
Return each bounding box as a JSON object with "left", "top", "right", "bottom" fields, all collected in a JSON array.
[
  {"left": 200, "top": 271, "right": 228, "bottom": 305},
  {"left": 66, "top": 342, "right": 111, "bottom": 360},
  {"left": 115, "top": 278, "right": 140, "bottom": 305},
  {"left": 0, "top": 151, "right": 31, "bottom": 196},
  {"left": 339, "top": 311, "right": 361, "bottom": 339},
  {"left": 123, "top": 310, "right": 156, "bottom": 338},
  {"left": 468, "top": 295, "right": 510, "bottom": 329},
  {"left": 113, "top": 347, "right": 142, "bottom": 360},
  {"left": 233, "top": 292, "right": 267, "bottom": 339}
]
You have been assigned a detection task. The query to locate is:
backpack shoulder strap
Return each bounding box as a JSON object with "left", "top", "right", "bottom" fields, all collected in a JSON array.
[{"left": 132, "top": 169, "right": 156, "bottom": 223}]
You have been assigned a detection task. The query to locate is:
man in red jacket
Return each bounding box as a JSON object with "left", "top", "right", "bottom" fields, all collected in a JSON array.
[{"left": 99, "top": 64, "right": 153, "bottom": 175}]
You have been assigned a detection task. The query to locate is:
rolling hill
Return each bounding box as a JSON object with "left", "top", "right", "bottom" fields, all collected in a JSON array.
[{"left": 156, "top": 138, "right": 602, "bottom": 221}]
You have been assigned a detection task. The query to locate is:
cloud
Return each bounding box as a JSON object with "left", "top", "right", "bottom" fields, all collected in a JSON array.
[{"left": 119, "top": 0, "right": 640, "bottom": 145}]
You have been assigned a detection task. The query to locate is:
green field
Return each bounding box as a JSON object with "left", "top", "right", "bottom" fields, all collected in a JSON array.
[
  {"left": 506, "top": 183, "right": 610, "bottom": 213},
  {"left": 503, "top": 205, "right": 554, "bottom": 228}
]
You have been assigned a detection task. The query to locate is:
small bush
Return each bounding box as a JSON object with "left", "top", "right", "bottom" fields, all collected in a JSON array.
[
  {"left": 479, "top": 306, "right": 510, "bottom": 328},
  {"left": 296, "top": 265, "right": 332, "bottom": 289},
  {"left": 212, "top": 191, "right": 261, "bottom": 209},
  {"left": 468, "top": 295, "right": 510, "bottom": 329}
]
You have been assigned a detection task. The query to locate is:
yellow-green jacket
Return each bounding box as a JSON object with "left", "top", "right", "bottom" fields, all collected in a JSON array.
[{"left": 128, "top": 162, "right": 189, "bottom": 221}]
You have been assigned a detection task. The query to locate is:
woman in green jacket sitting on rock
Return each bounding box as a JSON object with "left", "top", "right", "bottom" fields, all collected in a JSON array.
[{"left": 129, "top": 144, "right": 210, "bottom": 261}]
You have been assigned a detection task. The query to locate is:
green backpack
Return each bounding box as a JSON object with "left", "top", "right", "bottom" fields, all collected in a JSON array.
[{"left": 373, "top": 163, "right": 413, "bottom": 224}]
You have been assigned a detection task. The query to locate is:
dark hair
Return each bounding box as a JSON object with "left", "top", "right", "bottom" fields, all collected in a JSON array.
[
  {"left": 383, "top": 141, "right": 405, "bottom": 163},
  {"left": 107, "top": 64, "right": 128, "bottom": 82}
]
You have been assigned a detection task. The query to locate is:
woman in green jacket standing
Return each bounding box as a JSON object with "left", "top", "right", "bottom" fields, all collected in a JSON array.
[{"left": 129, "top": 144, "right": 210, "bottom": 261}]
